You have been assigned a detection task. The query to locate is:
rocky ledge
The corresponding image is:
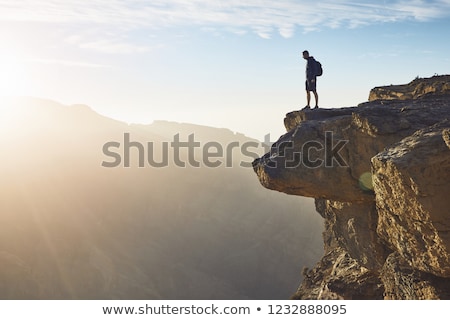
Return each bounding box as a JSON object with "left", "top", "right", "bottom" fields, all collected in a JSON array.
[{"left": 253, "top": 75, "right": 450, "bottom": 299}]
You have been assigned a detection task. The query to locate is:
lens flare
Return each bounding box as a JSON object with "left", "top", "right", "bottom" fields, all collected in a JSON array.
[{"left": 359, "top": 172, "right": 374, "bottom": 191}]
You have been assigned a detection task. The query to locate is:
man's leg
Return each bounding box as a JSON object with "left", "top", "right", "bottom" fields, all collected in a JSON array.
[
  {"left": 305, "top": 80, "right": 311, "bottom": 108},
  {"left": 306, "top": 90, "right": 311, "bottom": 107},
  {"left": 313, "top": 91, "right": 319, "bottom": 108}
]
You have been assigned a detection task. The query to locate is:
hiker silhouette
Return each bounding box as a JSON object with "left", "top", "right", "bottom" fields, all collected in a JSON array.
[{"left": 302, "top": 50, "right": 319, "bottom": 110}]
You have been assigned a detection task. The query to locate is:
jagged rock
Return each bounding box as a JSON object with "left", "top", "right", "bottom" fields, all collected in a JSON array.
[
  {"left": 369, "top": 75, "right": 450, "bottom": 101},
  {"left": 373, "top": 120, "right": 450, "bottom": 277},
  {"left": 444, "top": 129, "right": 450, "bottom": 148},
  {"left": 381, "top": 252, "right": 450, "bottom": 299},
  {"left": 253, "top": 75, "right": 450, "bottom": 299},
  {"left": 293, "top": 200, "right": 386, "bottom": 300},
  {"left": 320, "top": 200, "right": 388, "bottom": 270},
  {"left": 294, "top": 247, "right": 384, "bottom": 300},
  {"left": 284, "top": 108, "right": 354, "bottom": 132}
]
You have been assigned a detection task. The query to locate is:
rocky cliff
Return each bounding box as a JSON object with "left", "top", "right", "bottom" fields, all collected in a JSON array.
[{"left": 253, "top": 75, "right": 450, "bottom": 299}]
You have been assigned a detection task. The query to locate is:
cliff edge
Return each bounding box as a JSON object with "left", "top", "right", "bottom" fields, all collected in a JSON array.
[{"left": 253, "top": 75, "right": 450, "bottom": 299}]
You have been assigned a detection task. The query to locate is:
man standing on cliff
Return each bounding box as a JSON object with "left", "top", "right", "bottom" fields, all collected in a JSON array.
[{"left": 302, "top": 50, "right": 319, "bottom": 109}]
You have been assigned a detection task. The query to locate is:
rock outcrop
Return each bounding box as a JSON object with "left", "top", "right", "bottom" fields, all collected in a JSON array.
[
  {"left": 253, "top": 75, "right": 450, "bottom": 299},
  {"left": 369, "top": 75, "right": 450, "bottom": 101}
]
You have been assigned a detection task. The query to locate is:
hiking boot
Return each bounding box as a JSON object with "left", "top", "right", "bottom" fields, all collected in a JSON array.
[
  {"left": 302, "top": 105, "right": 311, "bottom": 110},
  {"left": 314, "top": 105, "right": 319, "bottom": 109}
]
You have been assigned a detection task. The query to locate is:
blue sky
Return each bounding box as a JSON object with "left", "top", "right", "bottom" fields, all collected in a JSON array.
[{"left": 0, "top": 0, "right": 449, "bottom": 139}]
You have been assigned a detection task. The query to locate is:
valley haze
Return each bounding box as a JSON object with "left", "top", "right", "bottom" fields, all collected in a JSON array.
[{"left": 0, "top": 97, "right": 323, "bottom": 299}]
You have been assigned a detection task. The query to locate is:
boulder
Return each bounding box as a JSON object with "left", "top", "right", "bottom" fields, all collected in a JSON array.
[{"left": 373, "top": 120, "right": 450, "bottom": 277}]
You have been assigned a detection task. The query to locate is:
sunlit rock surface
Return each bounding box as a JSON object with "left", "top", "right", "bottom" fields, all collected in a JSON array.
[{"left": 253, "top": 76, "right": 450, "bottom": 299}]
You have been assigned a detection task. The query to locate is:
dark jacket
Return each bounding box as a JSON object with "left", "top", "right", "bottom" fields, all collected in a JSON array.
[{"left": 306, "top": 57, "right": 317, "bottom": 80}]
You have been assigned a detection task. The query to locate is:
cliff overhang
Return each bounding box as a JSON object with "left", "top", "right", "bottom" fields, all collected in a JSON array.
[{"left": 253, "top": 75, "right": 450, "bottom": 299}]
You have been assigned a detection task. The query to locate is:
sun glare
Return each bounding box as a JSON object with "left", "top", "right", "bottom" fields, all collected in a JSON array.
[
  {"left": 0, "top": 52, "right": 29, "bottom": 97},
  {"left": 0, "top": 50, "right": 32, "bottom": 131}
]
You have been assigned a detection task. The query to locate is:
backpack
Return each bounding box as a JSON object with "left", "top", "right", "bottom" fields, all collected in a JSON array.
[{"left": 315, "top": 60, "right": 323, "bottom": 77}]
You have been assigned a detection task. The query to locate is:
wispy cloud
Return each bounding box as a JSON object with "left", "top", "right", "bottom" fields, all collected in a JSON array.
[
  {"left": 79, "top": 40, "right": 155, "bottom": 54},
  {"left": 65, "top": 35, "right": 160, "bottom": 54},
  {"left": 26, "top": 58, "right": 112, "bottom": 68},
  {"left": 1, "top": 0, "right": 449, "bottom": 40}
]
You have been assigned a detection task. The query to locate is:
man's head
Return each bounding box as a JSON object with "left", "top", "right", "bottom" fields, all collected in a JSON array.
[{"left": 302, "top": 50, "right": 310, "bottom": 60}]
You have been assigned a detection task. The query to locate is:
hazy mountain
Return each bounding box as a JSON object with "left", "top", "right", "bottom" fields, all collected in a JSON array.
[{"left": 0, "top": 97, "right": 323, "bottom": 299}]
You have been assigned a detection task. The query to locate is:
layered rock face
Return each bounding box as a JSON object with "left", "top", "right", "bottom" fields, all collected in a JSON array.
[
  {"left": 253, "top": 76, "right": 450, "bottom": 299},
  {"left": 369, "top": 75, "right": 450, "bottom": 101}
]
